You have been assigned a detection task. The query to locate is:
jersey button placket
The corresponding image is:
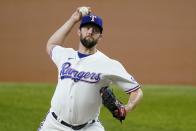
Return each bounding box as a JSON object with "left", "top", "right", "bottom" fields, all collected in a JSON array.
[{"left": 68, "top": 83, "right": 74, "bottom": 122}]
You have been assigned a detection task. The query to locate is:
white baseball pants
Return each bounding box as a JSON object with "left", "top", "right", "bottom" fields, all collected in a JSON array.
[{"left": 38, "top": 112, "right": 105, "bottom": 131}]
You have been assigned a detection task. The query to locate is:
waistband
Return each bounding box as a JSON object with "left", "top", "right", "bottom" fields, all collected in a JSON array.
[{"left": 51, "top": 112, "right": 95, "bottom": 130}]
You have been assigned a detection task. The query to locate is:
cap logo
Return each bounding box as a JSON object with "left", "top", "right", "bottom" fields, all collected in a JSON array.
[{"left": 90, "top": 15, "right": 96, "bottom": 22}]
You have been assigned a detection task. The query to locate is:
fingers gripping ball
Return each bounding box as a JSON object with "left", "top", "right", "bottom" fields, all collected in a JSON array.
[
  {"left": 100, "top": 87, "right": 126, "bottom": 123},
  {"left": 79, "top": 7, "right": 90, "bottom": 16}
]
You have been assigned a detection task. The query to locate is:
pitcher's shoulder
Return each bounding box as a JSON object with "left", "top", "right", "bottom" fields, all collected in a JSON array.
[
  {"left": 97, "top": 51, "right": 114, "bottom": 61},
  {"left": 96, "top": 51, "right": 122, "bottom": 67}
]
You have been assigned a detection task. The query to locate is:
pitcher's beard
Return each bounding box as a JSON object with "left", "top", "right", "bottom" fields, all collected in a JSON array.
[{"left": 80, "top": 36, "right": 98, "bottom": 49}]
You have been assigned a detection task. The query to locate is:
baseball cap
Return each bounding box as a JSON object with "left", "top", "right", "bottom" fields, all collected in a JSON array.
[{"left": 80, "top": 14, "right": 103, "bottom": 33}]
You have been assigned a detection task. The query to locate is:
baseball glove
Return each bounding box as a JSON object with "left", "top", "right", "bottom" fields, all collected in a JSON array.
[{"left": 100, "top": 86, "right": 126, "bottom": 123}]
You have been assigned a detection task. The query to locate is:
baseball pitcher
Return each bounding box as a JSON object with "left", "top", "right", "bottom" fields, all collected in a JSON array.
[{"left": 38, "top": 7, "right": 143, "bottom": 131}]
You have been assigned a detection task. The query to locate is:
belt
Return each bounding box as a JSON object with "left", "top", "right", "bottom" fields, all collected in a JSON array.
[{"left": 51, "top": 112, "right": 95, "bottom": 130}]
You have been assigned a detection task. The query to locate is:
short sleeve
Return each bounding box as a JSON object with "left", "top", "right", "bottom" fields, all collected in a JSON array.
[
  {"left": 50, "top": 45, "right": 74, "bottom": 67},
  {"left": 109, "top": 60, "right": 141, "bottom": 94}
]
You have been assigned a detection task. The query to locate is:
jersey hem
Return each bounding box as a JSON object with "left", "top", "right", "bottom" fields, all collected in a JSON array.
[{"left": 125, "top": 85, "right": 140, "bottom": 94}]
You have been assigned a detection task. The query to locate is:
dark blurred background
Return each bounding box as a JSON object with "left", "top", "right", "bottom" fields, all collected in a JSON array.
[{"left": 0, "top": 0, "right": 195, "bottom": 85}]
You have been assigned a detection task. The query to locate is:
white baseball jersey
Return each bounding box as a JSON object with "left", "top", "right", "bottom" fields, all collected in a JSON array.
[{"left": 49, "top": 45, "right": 140, "bottom": 125}]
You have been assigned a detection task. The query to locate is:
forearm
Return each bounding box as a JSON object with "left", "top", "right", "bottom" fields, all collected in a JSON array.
[
  {"left": 46, "top": 18, "right": 77, "bottom": 52},
  {"left": 46, "top": 8, "right": 82, "bottom": 54},
  {"left": 125, "top": 88, "right": 143, "bottom": 113},
  {"left": 48, "top": 18, "right": 76, "bottom": 44}
]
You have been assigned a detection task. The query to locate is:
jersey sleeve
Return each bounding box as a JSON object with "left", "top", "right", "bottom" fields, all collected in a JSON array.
[
  {"left": 109, "top": 60, "right": 141, "bottom": 94},
  {"left": 50, "top": 45, "right": 74, "bottom": 67}
]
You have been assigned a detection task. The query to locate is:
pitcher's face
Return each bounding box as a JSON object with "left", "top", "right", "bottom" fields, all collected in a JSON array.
[{"left": 79, "top": 24, "right": 102, "bottom": 49}]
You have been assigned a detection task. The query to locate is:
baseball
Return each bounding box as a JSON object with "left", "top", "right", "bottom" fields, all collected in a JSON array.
[{"left": 79, "top": 7, "right": 89, "bottom": 16}]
